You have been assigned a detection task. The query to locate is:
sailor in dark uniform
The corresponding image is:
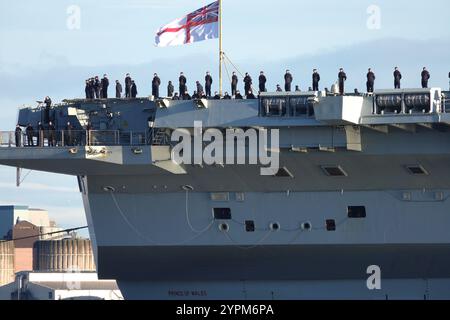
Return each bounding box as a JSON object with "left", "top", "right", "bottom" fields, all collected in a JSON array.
[
  {"left": 15, "top": 125, "right": 22, "bottom": 147},
  {"left": 125, "top": 73, "right": 132, "bottom": 98},
  {"left": 85, "top": 80, "right": 90, "bottom": 99},
  {"left": 26, "top": 123, "right": 34, "bottom": 147},
  {"left": 37, "top": 122, "right": 44, "bottom": 147},
  {"left": 131, "top": 80, "right": 138, "bottom": 98},
  {"left": 394, "top": 67, "right": 402, "bottom": 89},
  {"left": 312, "top": 69, "right": 320, "bottom": 91},
  {"left": 231, "top": 72, "right": 238, "bottom": 96},
  {"left": 205, "top": 72, "right": 213, "bottom": 97},
  {"left": 366, "top": 68, "right": 376, "bottom": 93},
  {"left": 235, "top": 91, "right": 243, "bottom": 99},
  {"left": 182, "top": 91, "right": 191, "bottom": 100},
  {"left": 44, "top": 96, "right": 52, "bottom": 123},
  {"left": 244, "top": 73, "right": 252, "bottom": 96},
  {"left": 167, "top": 81, "right": 174, "bottom": 98},
  {"left": 179, "top": 72, "right": 187, "bottom": 96},
  {"left": 421, "top": 67, "right": 430, "bottom": 88},
  {"left": 48, "top": 121, "right": 56, "bottom": 147},
  {"left": 115, "top": 80, "right": 123, "bottom": 98},
  {"left": 152, "top": 73, "right": 161, "bottom": 98},
  {"left": 101, "top": 74, "right": 109, "bottom": 99},
  {"left": 223, "top": 92, "right": 231, "bottom": 99},
  {"left": 247, "top": 91, "right": 256, "bottom": 99},
  {"left": 196, "top": 81, "right": 204, "bottom": 97},
  {"left": 259, "top": 71, "right": 267, "bottom": 93},
  {"left": 284, "top": 70, "right": 293, "bottom": 92},
  {"left": 65, "top": 122, "right": 74, "bottom": 146},
  {"left": 89, "top": 78, "right": 95, "bottom": 99},
  {"left": 94, "top": 76, "right": 101, "bottom": 99},
  {"left": 338, "top": 68, "right": 347, "bottom": 95}
]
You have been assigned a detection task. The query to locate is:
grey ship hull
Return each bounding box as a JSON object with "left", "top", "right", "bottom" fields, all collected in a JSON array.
[
  {"left": 2, "top": 90, "right": 450, "bottom": 299},
  {"left": 79, "top": 158, "right": 450, "bottom": 299}
]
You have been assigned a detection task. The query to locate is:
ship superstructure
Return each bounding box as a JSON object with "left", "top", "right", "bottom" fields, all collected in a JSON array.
[{"left": 1, "top": 88, "right": 450, "bottom": 299}]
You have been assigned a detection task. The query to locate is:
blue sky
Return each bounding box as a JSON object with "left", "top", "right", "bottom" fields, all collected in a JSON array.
[{"left": 0, "top": 0, "right": 449, "bottom": 232}]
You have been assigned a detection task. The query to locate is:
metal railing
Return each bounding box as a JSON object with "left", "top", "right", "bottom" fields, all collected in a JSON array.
[
  {"left": 443, "top": 91, "right": 450, "bottom": 113},
  {"left": 0, "top": 130, "right": 150, "bottom": 148}
]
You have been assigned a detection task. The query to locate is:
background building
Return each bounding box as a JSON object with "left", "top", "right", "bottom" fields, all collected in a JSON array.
[
  {"left": 0, "top": 241, "right": 14, "bottom": 286},
  {"left": 0, "top": 206, "right": 54, "bottom": 239},
  {"left": 34, "top": 239, "right": 96, "bottom": 272},
  {"left": 0, "top": 204, "right": 109, "bottom": 300},
  {"left": 0, "top": 272, "right": 122, "bottom": 300}
]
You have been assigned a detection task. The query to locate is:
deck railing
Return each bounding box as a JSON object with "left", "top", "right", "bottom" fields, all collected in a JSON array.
[{"left": 0, "top": 130, "right": 150, "bottom": 148}]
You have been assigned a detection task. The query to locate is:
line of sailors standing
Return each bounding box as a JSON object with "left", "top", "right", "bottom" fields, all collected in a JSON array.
[
  {"left": 85, "top": 67, "right": 434, "bottom": 101},
  {"left": 15, "top": 119, "right": 92, "bottom": 148},
  {"left": 85, "top": 74, "right": 138, "bottom": 99}
]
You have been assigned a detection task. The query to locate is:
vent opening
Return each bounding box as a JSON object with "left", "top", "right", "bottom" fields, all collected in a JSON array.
[
  {"left": 326, "top": 219, "right": 336, "bottom": 231},
  {"left": 274, "top": 167, "right": 294, "bottom": 178},
  {"left": 347, "top": 206, "right": 367, "bottom": 218},
  {"left": 213, "top": 208, "right": 232, "bottom": 220},
  {"left": 270, "top": 222, "right": 280, "bottom": 231},
  {"left": 321, "top": 166, "right": 347, "bottom": 177},
  {"left": 301, "top": 222, "right": 312, "bottom": 231},
  {"left": 219, "top": 223, "right": 229, "bottom": 232},
  {"left": 406, "top": 165, "right": 428, "bottom": 175},
  {"left": 245, "top": 221, "right": 255, "bottom": 232}
]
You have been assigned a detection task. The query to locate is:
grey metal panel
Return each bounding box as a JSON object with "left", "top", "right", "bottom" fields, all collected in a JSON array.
[
  {"left": 98, "top": 244, "right": 450, "bottom": 282},
  {"left": 154, "top": 99, "right": 322, "bottom": 128},
  {"left": 117, "top": 278, "right": 450, "bottom": 300}
]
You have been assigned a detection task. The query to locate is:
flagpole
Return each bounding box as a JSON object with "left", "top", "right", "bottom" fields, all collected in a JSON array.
[{"left": 219, "top": 0, "right": 223, "bottom": 96}]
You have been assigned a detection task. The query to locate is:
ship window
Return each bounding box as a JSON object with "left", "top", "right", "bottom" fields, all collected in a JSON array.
[
  {"left": 289, "top": 97, "right": 314, "bottom": 117},
  {"left": 347, "top": 206, "right": 366, "bottom": 218},
  {"left": 261, "top": 98, "right": 287, "bottom": 117},
  {"left": 213, "top": 208, "right": 232, "bottom": 220},
  {"left": 326, "top": 219, "right": 336, "bottom": 231},
  {"left": 210, "top": 192, "right": 230, "bottom": 202},
  {"left": 321, "top": 166, "right": 347, "bottom": 177},
  {"left": 245, "top": 220, "right": 255, "bottom": 232},
  {"left": 406, "top": 165, "right": 428, "bottom": 175},
  {"left": 274, "top": 167, "right": 294, "bottom": 178}
]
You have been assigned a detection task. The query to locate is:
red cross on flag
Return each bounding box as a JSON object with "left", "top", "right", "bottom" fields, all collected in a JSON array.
[{"left": 155, "top": 1, "right": 219, "bottom": 47}]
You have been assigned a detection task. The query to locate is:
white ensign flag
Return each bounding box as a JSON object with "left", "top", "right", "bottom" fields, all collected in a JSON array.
[{"left": 155, "top": 1, "right": 219, "bottom": 47}]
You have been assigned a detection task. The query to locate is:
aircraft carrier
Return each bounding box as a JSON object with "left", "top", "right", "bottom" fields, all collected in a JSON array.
[{"left": 1, "top": 86, "right": 450, "bottom": 299}]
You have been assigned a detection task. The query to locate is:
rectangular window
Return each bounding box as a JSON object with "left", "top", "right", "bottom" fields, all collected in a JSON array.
[
  {"left": 261, "top": 98, "right": 287, "bottom": 117},
  {"left": 213, "top": 208, "right": 232, "bottom": 220},
  {"left": 347, "top": 206, "right": 366, "bottom": 218},
  {"left": 326, "top": 219, "right": 336, "bottom": 231},
  {"left": 245, "top": 221, "right": 255, "bottom": 232},
  {"left": 289, "top": 97, "right": 314, "bottom": 117}
]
